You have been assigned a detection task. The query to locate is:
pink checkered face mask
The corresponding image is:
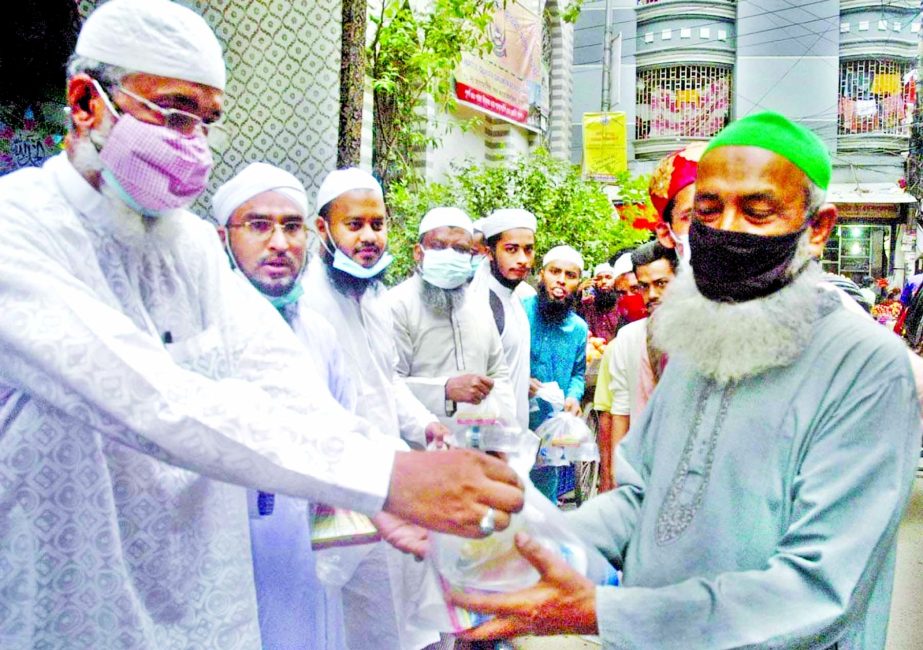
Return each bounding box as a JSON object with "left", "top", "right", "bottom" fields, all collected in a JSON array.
[{"left": 98, "top": 112, "right": 213, "bottom": 216}]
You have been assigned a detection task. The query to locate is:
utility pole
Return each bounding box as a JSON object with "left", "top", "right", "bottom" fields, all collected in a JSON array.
[
  {"left": 601, "top": 0, "right": 612, "bottom": 112},
  {"left": 909, "top": 0, "right": 923, "bottom": 203},
  {"left": 906, "top": 0, "right": 923, "bottom": 284}
]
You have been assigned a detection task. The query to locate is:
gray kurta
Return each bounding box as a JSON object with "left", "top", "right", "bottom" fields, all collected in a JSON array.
[
  {"left": 568, "top": 291, "right": 921, "bottom": 649},
  {"left": 389, "top": 274, "right": 516, "bottom": 434}
]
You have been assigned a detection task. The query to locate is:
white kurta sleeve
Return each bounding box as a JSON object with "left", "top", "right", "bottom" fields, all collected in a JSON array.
[
  {"left": 607, "top": 332, "right": 631, "bottom": 417},
  {"left": 0, "top": 212, "right": 396, "bottom": 515}
]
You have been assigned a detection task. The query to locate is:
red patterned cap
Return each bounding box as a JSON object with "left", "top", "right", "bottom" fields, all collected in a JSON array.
[{"left": 648, "top": 142, "right": 707, "bottom": 222}]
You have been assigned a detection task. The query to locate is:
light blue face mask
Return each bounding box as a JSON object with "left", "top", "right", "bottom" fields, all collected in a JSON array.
[
  {"left": 421, "top": 248, "right": 474, "bottom": 289},
  {"left": 329, "top": 241, "right": 393, "bottom": 279},
  {"left": 269, "top": 282, "right": 304, "bottom": 310},
  {"left": 470, "top": 254, "right": 487, "bottom": 273}
]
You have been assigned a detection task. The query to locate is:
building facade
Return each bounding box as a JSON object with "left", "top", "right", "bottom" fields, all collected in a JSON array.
[{"left": 571, "top": 0, "right": 920, "bottom": 284}]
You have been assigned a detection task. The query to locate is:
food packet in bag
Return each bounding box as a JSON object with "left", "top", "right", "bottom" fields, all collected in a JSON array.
[{"left": 416, "top": 436, "right": 619, "bottom": 633}]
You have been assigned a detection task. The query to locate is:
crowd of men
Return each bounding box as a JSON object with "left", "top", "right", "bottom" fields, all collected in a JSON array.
[{"left": 0, "top": 1, "right": 920, "bottom": 649}]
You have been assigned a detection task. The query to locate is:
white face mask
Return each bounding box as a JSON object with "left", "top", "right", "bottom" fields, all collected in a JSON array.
[
  {"left": 420, "top": 248, "right": 473, "bottom": 289},
  {"left": 669, "top": 226, "right": 691, "bottom": 266}
]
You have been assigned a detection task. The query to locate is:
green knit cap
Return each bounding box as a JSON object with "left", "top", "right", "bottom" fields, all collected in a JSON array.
[{"left": 703, "top": 111, "right": 831, "bottom": 190}]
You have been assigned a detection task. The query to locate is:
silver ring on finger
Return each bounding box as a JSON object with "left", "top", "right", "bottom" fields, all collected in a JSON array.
[{"left": 478, "top": 507, "right": 496, "bottom": 536}]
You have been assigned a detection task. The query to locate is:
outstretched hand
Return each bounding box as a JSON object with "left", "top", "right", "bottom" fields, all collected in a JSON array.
[
  {"left": 452, "top": 532, "right": 598, "bottom": 640},
  {"left": 385, "top": 449, "right": 524, "bottom": 538}
]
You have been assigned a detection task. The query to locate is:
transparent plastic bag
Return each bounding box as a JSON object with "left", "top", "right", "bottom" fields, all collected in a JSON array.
[
  {"left": 454, "top": 392, "right": 504, "bottom": 427},
  {"left": 418, "top": 436, "right": 619, "bottom": 633}
]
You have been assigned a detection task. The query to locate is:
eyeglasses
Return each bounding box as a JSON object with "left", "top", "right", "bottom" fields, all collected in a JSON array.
[
  {"left": 117, "top": 86, "right": 221, "bottom": 137},
  {"left": 90, "top": 78, "right": 221, "bottom": 137},
  {"left": 227, "top": 218, "right": 308, "bottom": 240}
]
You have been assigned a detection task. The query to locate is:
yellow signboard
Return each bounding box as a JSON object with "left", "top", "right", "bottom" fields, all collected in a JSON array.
[{"left": 582, "top": 112, "right": 627, "bottom": 181}]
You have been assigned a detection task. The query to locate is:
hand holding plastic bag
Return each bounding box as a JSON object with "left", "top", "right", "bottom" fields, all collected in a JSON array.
[{"left": 416, "top": 435, "right": 618, "bottom": 633}]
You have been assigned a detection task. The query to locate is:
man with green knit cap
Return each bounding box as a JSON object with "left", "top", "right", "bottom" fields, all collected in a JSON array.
[{"left": 448, "top": 112, "right": 921, "bottom": 649}]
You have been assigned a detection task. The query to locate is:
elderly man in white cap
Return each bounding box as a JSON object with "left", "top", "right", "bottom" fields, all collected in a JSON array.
[
  {"left": 301, "top": 169, "right": 453, "bottom": 650},
  {"left": 470, "top": 208, "right": 537, "bottom": 436},
  {"left": 523, "top": 245, "right": 589, "bottom": 501},
  {"left": 212, "top": 161, "right": 356, "bottom": 649},
  {"left": 0, "top": 3, "right": 526, "bottom": 648},
  {"left": 390, "top": 207, "right": 516, "bottom": 438}
]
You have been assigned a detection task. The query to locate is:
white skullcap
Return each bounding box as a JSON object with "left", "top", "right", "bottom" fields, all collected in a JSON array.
[
  {"left": 316, "top": 168, "right": 383, "bottom": 214},
  {"left": 472, "top": 218, "right": 486, "bottom": 234},
  {"left": 212, "top": 162, "right": 307, "bottom": 226},
  {"left": 612, "top": 253, "right": 633, "bottom": 277},
  {"left": 76, "top": 0, "right": 226, "bottom": 91},
  {"left": 594, "top": 262, "right": 614, "bottom": 276},
  {"left": 542, "top": 245, "right": 584, "bottom": 271},
  {"left": 419, "top": 207, "right": 473, "bottom": 236},
  {"left": 480, "top": 208, "right": 537, "bottom": 240}
]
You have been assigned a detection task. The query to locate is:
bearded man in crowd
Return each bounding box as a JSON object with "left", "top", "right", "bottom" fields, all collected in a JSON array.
[
  {"left": 523, "top": 245, "right": 588, "bottom": 501},
  {"left": 389, "top": 207, "right": 516, "bottom": 438},
  {"left": 452, "top": 112, "right": 920, "bottom": 649}
]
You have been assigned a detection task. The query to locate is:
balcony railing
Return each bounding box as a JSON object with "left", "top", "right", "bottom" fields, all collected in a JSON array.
[
  {"left": 635, "top": 64, "right": 732, "bottom": 139},
  {"left": 838, "top": 59, "right": 914, "bottom": 137}
]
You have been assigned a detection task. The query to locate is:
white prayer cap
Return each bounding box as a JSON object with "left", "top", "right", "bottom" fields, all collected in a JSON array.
[
  {"left": 75, "top": 0, "right": 226, "bottom": 91},
  {"left": 419, "top": 207, "right": 473, "bottom": 236},
  {"left": 612, "top": 253, "right": 633, "bottom": 277},
  {"left": 542, "top": 245, "right": 584, "bottom": 271},
  {"left": 316, "top": 168, "right": 383, "bottom": 214},
  {"left": 480, "top": 208, "right": 537, "bottom": 240},
  {"left": 472, "top": 218, "right": 486, "bottom": 234},
  {"left": 594, "top": 262, "right": 614, "bottom": 276},
  {"left": 212, "top": 162, "right": 307, "bottom": 226}
]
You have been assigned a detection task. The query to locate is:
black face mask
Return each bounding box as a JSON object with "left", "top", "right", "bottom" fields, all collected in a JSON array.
[{"left": 689, "top": 220, "right": 808, "bottom": 303}]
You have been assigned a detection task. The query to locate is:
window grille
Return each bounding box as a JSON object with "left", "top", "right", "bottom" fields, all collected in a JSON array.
[
  {"left": 838, "top": 59, "right": 915, "bottom": 136},
  {"left": 635, "top": 65, "right": 732, "bottom": 139}
]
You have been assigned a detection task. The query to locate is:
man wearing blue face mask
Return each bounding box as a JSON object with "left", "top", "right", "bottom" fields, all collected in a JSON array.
[
  {"left": 389, "top": 208, "right": 517, "bottom": 437},
  {"left": 301, "top": 169, "right": 449, "bottom": 650}
]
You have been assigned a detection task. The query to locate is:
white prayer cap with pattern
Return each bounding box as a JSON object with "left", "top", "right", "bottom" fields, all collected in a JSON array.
[
  {"left": 472, "top": 218, "right": 486, "bottom": 234},
  {"left": 419, "top": 207, "right": 473, "bottom": 236},
  {"left": 76, "top": 0, "right": 226, "bottom": 90},
  {"left": 316, "top": 168, "right": 383, "bottom": 214},
  {"left": 542, "top": 245, "right": 584, "bottom": 271},
  {"left": 212, "top": 163, "right": 307, "bottom": 226},
  {"left": 612, "top": 253, "right": 634, "bottom": 277},
  {"left": 480, "top": 208, "right": 537, "bottom": 240}
]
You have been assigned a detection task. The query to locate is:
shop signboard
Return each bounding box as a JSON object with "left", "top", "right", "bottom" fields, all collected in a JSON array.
[{"left": 454, "top": 1, "right": 541, "bottom": 124}]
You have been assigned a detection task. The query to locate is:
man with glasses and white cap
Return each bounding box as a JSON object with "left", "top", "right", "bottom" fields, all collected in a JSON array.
[
  {"left": 389, "top": 207, "right": 516, "bottom": 438},
  {"left": 302, "top": 168, "right": 455, "bottom": 650},
  {"left": 0, "top": 2, "right": 524, "bottom": 648},
  {"left": 212, "top": 161, "right": 354, "bottom": 650}
]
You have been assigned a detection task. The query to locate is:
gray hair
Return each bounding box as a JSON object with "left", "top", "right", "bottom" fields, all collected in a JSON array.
[
  {"left": 64, "top": 55, "right": 132, "bottom": 132},
  {"left": 66, "top": 55, "right": 131, "bottom": 90},
  {"left": 804, "top": 181, "right": 826, "bottom": 218}
]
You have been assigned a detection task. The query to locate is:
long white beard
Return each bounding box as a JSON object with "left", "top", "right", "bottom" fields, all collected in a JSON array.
[{"left": 652, "top": 232, "right": 822, "bottom": 384}]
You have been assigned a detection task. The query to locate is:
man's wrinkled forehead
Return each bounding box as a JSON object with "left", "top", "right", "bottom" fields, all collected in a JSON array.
[{"left": 695, "top": 145, "right": 810, "bottom": 202}]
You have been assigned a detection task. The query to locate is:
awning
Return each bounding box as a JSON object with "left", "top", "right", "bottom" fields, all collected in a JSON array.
[{"left": 827, "top": 182, "right": 917, "bottom": 204}]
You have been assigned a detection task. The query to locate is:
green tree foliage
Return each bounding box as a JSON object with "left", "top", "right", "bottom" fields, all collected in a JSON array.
[
  {"left": 368, "top": 0, "right": 495, "bottom": 190},
  {"left": 385, "top": 149, "right": 651, "bottom": 283}
]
